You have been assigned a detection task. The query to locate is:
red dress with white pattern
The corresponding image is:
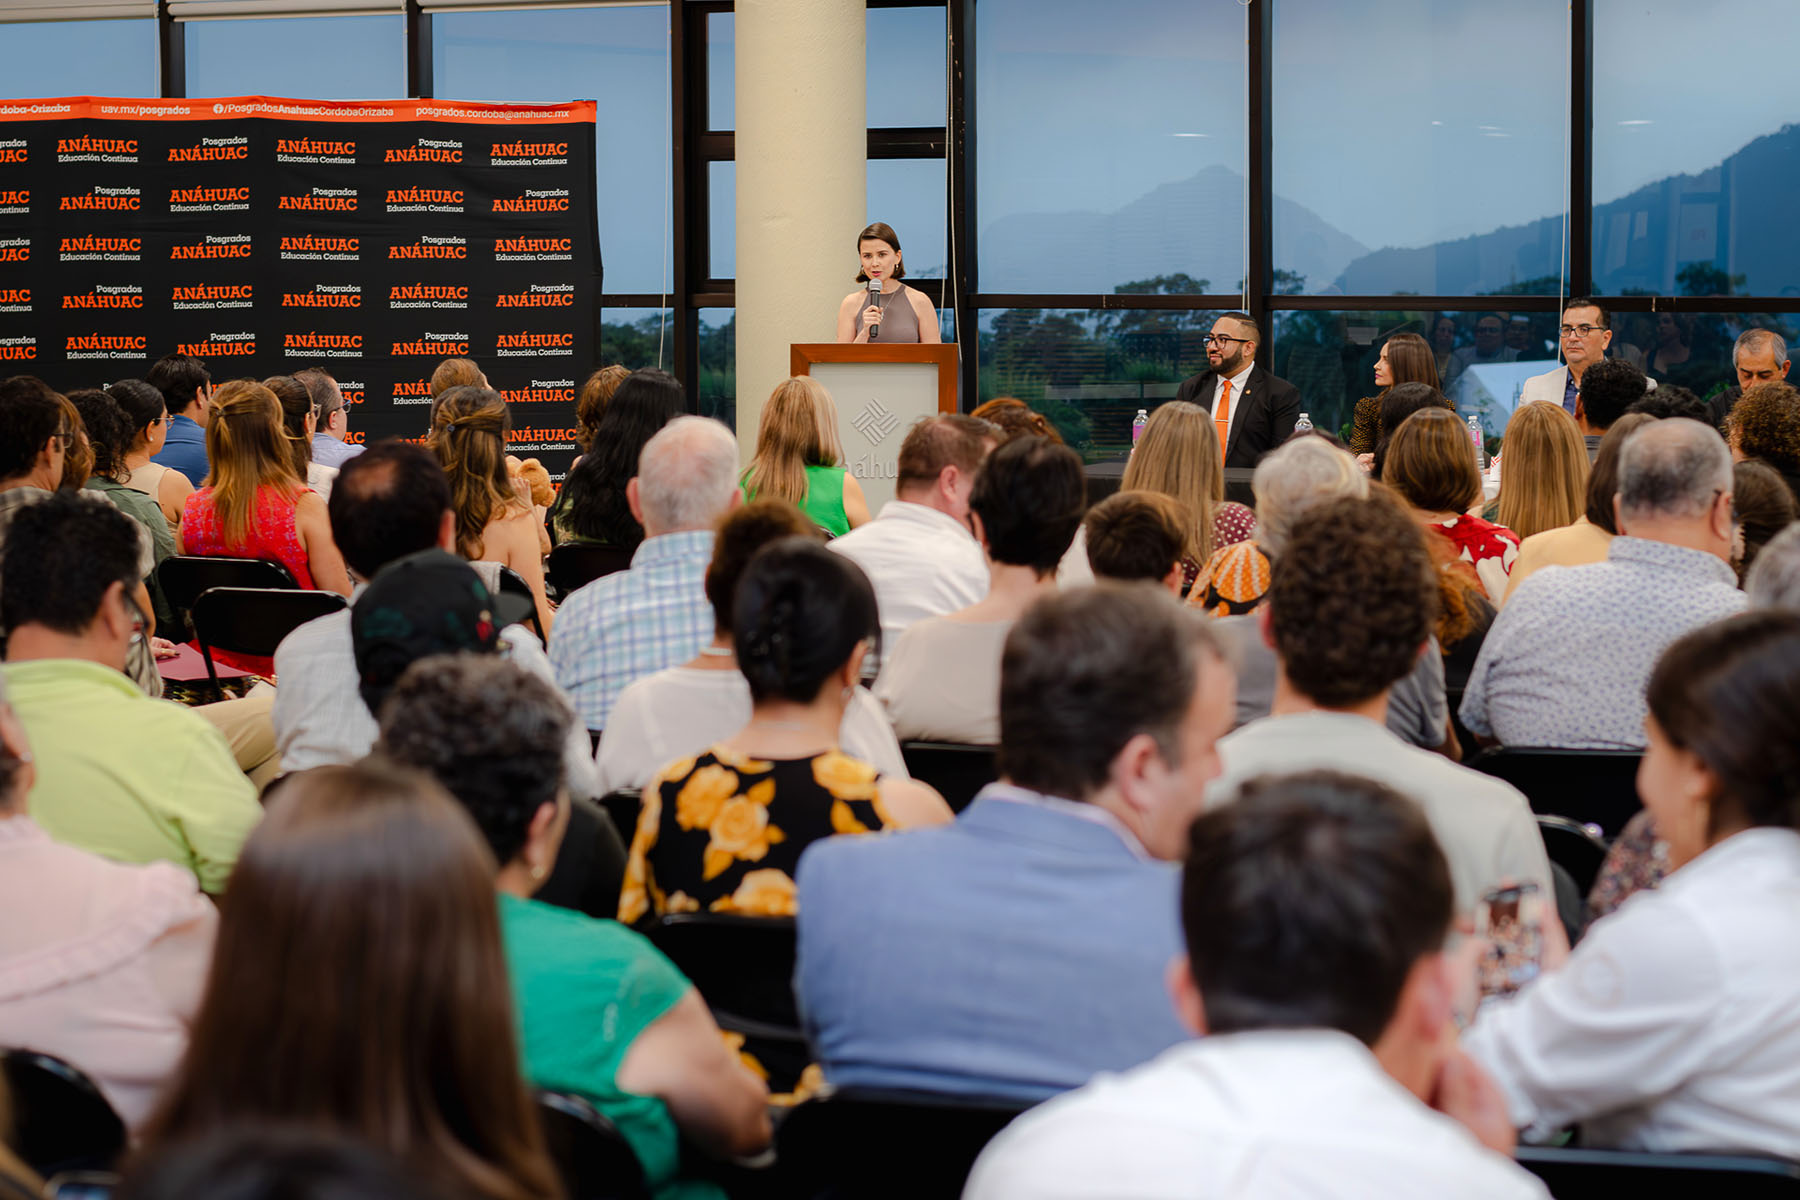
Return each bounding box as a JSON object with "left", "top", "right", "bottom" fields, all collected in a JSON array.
[
  {"left": 179, "top": 484, "right": 314, "bottom": 675},
  {"left": 1427, "top": 513, "right": 1519, "bottom": 605}
]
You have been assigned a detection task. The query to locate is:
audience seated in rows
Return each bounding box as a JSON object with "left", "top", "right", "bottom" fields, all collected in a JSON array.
[
  {"left": 798, "top": 583, "right": 1229, "bottom": 1102},
  {"left": 966, "top": 772, "right": 1549, "bottom": 1199},
  {"left": 430, "top": 385, "right": 554, "bottom": 635},
  {"left": 110, "top": 377, "right": 192, "bottom": 531},
  {"left": 1502, "top": 412, "right": 1652, "bottom": 602},
  {"left": 877, "top": 435, "right": 1085, "bottom": 744},
  {"left": 1727, "top": 380, "right": 1800, "bottom": 503},
  {"left": 1466, "top": 612, "right": 1800, "bottom": 1156},
  {"left": 68, "top": 388, "right": 177, "bottom": 632},
  {"left": 740, "top": 376, "right": 870, "bottom": 536},
  {"left": 1733, "top": 459, "right": 1797, "bottom": 582},
  {"left": 138, "top": 762, "right": 564, "bottom": 1200},
  {"left": 1491, "top": 401, "right": 1588, "bottom": 541},
  {"left": 265, "top": 374, "right": 338, "bottom": 502},
  {"left": 300, "top": 368, "right": 363, "bottom": 470},
  {"left": 1083, "top": 490, "right": 1189, "bottom": 592},
  {"left": 1573, "top": 358, "right": 1650, "bottom": 461},
  {"left": 1, "top": 494, "right": 259, "bottom": 893},
  {"left": 375, "top": 654, "right": 770, "bottom": 1198},
  {"left": 145, "top": 353, "right": 211, "bottom": 487},
  {"left": 550, "top": 416, "right": 738, "bottom": 733},
  {"left": 553, "top": 368, "right": 684, "bottom": 550},
  {"left": 0, "top": 671, "right": 214, "bottom": 1130},
  {"left": 827, "top": 414, "right": 996, "bottom": 678},
  {"left": 597, "top": 499, "right": 905, "bottom": 794},
  {"left": 1386, "top": 406, "right": 1520, "bottom": 603},
  {"left": 1209, "top": 494, "right": 1549, "bottom": 913},
  {"left": 1462, "top": 418, "right": 1746, "bottom": 748}
]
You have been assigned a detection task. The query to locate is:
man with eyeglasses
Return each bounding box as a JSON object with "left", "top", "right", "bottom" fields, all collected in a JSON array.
[
  {"left": 1173, "top": 312, "right": 1301, "bottom": 470},
  {"left": 1519, "top": 298, "right": 1612, "bottom": 416},
  {"left": 297, "top": 366, "right": 365, "bottom": 470}
]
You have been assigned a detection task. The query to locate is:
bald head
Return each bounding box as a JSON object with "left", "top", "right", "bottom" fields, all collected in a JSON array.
[
  {"left": 633, "top": 415, "right": 739, "bottom": 536},
  {"left": 1615, "top": 418, "right": 1735, "bottom": 560}
]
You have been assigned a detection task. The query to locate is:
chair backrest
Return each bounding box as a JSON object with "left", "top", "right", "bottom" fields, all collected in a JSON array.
[
  {"left": 774, "top": 1088, "right": 1033, "bottom": 1200},
  {"left": 154, "top": 555, "right": 298, "bottom": 633},
  {"left": 899, "top": 742, "right": 997, "bottom": 814},
  {"left": 1468, "top": 747, "right": 1643, "bottom": 839},
  {"left": 548, "top": 542, "right": 634, "bottom": 600},
  {"left": 1536, "top": 814, "right": 1610, "bottom": 897},
  {"left": 0, "top": 1049, "right": 127, "bottom": 1179},
  {"left": 598, "top": 789, "right": 642, "bottom": 846},
  {"left": 1515, "top": 1145, "right": 1800, "bottom": 1197},
  {"left": 647, "top": 914, "right": 800, "bottom": 1038},
  {"left": 496, "top": 565, "right": 544, "bottom": 642},
  {"left": 190, "top": 587, "right": 347, "bottom": 659},
  {"left": 535, "top": 1091, "right": 650, "bottom": 1200}
]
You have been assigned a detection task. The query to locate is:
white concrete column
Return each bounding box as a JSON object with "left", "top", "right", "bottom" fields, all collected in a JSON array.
[{"left": 734, "top": 0, "right": 866, "bottom": 454}]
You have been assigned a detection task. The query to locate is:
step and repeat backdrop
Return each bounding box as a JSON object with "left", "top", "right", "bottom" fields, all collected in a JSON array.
[{"left": 0, "top": 95, "right": 601, "bottom": 477}]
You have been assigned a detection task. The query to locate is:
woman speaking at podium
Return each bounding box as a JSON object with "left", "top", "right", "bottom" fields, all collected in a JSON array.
[{"left": 836, "top": 221, "right": 941, "bottom": 344}]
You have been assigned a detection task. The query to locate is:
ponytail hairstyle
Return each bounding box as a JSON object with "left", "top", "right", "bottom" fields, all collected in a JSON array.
[
  {"left": 431, "top": 385, "right": 519, "bottom": 560},
  {"left": 55, "top": 392, "right": 96, "bottom": 489},
  {"left": 108, "top": 378, "right": 168, "bottom": 456},
  {"left": 732, "top": 537, "right": 879, "bottom": 704},
  {"left": 263, "top": 374, "right": 315, "bottom": 480},
  {"left": 743, "top": 376, "right": 844, "bottom": 506},
  {"left": 68, "top": 388, "right": 129, "bottom": 483},
  {"left": 204, "top": 381, "right": 303, "bottom": 543}
]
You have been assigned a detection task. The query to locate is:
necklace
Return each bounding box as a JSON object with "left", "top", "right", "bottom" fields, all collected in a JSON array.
[{"left": 697, "top": 645, "right": 733, "bottom": 658}]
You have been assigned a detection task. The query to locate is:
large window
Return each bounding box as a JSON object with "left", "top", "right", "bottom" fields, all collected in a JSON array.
[
  {"left": 7, "top": 19, "right": 158, "bottom": 98},
  {"left": 185, "top": 16, "right": 405, "bottom": 99}
]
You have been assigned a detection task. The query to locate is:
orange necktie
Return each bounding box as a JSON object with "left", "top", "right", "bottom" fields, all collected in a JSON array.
[{"left": 1214, "top": 379, "right": 1232, "bottom": 462}]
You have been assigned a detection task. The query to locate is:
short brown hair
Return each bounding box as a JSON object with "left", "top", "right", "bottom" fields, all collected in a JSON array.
[
  {"left": 969, "top": 396, "right": 1063, "bottom": 444},
  {"left": 1586, "top": 411, "right": 1655, "bottom": 532},
  {"left": 1269, "top": 495, "right": 1437, "bottom": 708},
  {"left": 854, "top": 221, "right": 905, "bottom": 282},
  {"left": 1084, "top": 491, "right": 1190, "bottom": 583},
  {"left": 896, "top": 414, "right": 997, "bottom": 495},
  {"left": 429, "top": 357, "right": 485, "bottom": 398},
  {"left": 705, "top": 498, "right": 818, "bottom": 634},
  {"left": 574, "top": 364, "right": 630, "bottom": 453},
  {"left": 1384, "top": 407, "right": 1481, "bottom": 514}
]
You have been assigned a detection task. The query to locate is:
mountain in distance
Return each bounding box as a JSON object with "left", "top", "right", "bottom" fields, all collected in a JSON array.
[{"left": 979, "top": 163, "right": 1368, "bottom": 295}]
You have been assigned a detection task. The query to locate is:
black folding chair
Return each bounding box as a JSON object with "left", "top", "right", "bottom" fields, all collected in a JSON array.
[
  {"left": 899, "top": 742, "right": 997, "bottom": 814},
  {"left": 548, "top": 542, "right": 634, "bottom": 601},
  {"left": 497, "top": 564, "right": 546, "bottom": 643},
  {"left": 0, "top": 1049, "right": 127, "bottom": 1179},
  {"left": 153, "top": 555, "right": 298, "bottom": 640},
  {"left": 598, "top": 789, "right": 643, "bottom": 846},
  {"left": 533, "top": 794, "right": 628, "bottom": 922},
  {"left": 189, "top": 586, "right": 347, "bottom": 699},
  {"left": 773, "top": 1088, "right": 1033, "bottom": 1200},
  {"left": 535, "top": 1091, "right": 651, "bottom": 1200},
  {"left": 1537, "top": 814, "right": 1610, "bottom": 897},
  {"left": 1516, "top": 1145, "right": 1800, "bottom": 1198},
  {"left": 1468, "top": 747, "right": 1644, "bottom": 839},
  {"left": 648, "top": 914, "right": 801, "bottom": 1044}
]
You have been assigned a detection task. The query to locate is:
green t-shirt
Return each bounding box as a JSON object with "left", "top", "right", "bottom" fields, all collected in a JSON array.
[
  {"left": 740, "top": 463, "right": 849, "bottom": 538},
  {"left": 496, "top": 893, "right": 719, "bottom": 1200}
]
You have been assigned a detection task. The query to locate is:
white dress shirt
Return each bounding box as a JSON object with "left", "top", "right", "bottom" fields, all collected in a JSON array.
[
  {"left": 828, "top": 500, "right": 988, "bottom": 678},
  {"left": 271, "top": 598, "right": 601, "bottom": 799},
  {"left": 1464, "top": 827, "right": 1800, "bottom": 1155},
  {"left": 593, "top": 664, "right": 906, "bottom": 794},
  {"left": 964, "top": 1030, "right": 1549, "bottom": 1200}
]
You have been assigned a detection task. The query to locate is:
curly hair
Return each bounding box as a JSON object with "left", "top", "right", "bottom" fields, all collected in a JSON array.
[
  {"left": 969, "top": 396, "right": 1064, "bottom": 444},
  {"left": 574, "top": 364, "right": 630, "bottom": 453},
  {"left": 1268, "top": 494, "right": 1438, "bottom": 708},
  {"left": 1729, "top": 382, "right": 1800, "bottom": 476}
]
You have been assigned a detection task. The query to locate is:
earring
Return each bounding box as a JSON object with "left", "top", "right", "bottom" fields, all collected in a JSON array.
[{"left": 530, "top": 863, "right": 547, "bottom": 881}]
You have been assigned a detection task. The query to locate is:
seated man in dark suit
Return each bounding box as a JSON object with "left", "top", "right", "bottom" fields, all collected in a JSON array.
[{"left": 1173, "top": 311, "right": 1302, "bottom": 469}]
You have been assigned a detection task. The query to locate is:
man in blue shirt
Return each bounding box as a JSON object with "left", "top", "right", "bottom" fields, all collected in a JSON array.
[
  {"left": 796, "top": 584, "right": 1237, "bottom": 1101},
  {"left": 146, "top": 352, "right": 211, "bottom": 485}
]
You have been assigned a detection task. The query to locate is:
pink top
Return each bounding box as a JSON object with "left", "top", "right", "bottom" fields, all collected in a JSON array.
[
  {"left": 0, "top": 817, "right": 215, "bottom": 1131},
  {"left": 179, "top": 483, "right": 315, "bottom": 674}
]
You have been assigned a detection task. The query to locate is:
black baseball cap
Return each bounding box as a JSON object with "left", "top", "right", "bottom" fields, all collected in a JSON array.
[{"left": 350, "top": 548, "right": 534, "bottom": 715}]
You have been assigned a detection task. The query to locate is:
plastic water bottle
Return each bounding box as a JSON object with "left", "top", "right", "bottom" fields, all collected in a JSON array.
[
  {"left": 1131, "top": 408, "right": 1148, "bottom": 446},
  {"left": 1294, "top": 412, "right": 1313, "bottom": 435},
  {"left": 1468, "top": 414, "right": 1488, "bottom": 470}
]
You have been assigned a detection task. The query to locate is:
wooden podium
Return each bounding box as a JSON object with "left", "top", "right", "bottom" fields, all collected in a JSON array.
[{"left": 790, "top": 343, "right": 959, "bottom": 515}]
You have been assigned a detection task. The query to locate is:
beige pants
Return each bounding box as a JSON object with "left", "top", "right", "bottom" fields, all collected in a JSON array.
[{"left": 196, "top": 682, "right": 279, "bottom": 789}]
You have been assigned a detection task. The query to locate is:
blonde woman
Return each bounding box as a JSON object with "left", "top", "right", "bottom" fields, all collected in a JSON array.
[
  {"left": 431, "top": 385, "right": 553, "bottom": 636},
  {"left": 1492, "top": 401, "right": 1589, "bottom": 542},
  {"left": 1120, "top": 401, "right": 1254, "bottom": 592},
  {"left": 741, "top": 376, "right": 870, "bottom": 537}
]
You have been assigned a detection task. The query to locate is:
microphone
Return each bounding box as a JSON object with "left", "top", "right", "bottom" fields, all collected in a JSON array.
[{"left": 867, "top": 277, "right": 883, "bottom": 341}]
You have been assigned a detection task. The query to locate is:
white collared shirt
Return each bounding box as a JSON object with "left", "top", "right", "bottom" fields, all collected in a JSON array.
[
  {"left": 964, "top": 1029, "right": 1548, "bottom": 1200},
  {"left": 1465, "top": 827, "right": 1800, "bottom": 1156},
  {"left": 1214, "top": 360, "right": 1256, "bottom": 449},
  {"left": 827, "top": 500, "right": 988, "bottom": 678}
]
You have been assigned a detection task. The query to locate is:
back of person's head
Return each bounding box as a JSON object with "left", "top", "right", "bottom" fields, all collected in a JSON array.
[
  {"left": 968, "top": 396, "right": 1064, "bottom": 444},
  {"left": 1731, "top": 460, "right": 1796, "bottom": 582},
  {"left": 118, "top": 1128, "right": 459, "bottom": 1200},
  {"left": 375, "top": 655, "right": 573, "bottom": 866},
  {"left": 350, "top": 550, "right": 523, "bottom": 715},
  {"left": 1384, "top": 406, "right": 1481, "bottom": 514},
  {"left": 895, "top": 413, "right": 997, "bottom": 497},
  {"left": 1626, "top": 383, "right": 1711, "bottom": 427},
  {"left": 1251, "top": 436, "right": 1368, "bottom": 558},
  {"left": 142, "top": 761, "right": 558, "bottom": 1200},
  {"left": 428, "top": 356, "right": 485, "bottom": 398},
  {"left": 574, "top": 363, "right": 631, "bottom": 453},
  {"left": 328, "top": 441, "right": 454, "bottom": 580},
  {"left": 1381, "top": 331, "right": 1441, "bottom": 390},
  {"left": 970, "top": 435, "right": 1085, "bottom": 575},
  {"left": 0, "top": 375, "right": 66, "bottom": 483},
  {"left": 1120, "top": 401, "right": 1222, "bottom": 565},
  {"left": 1584, "top": 411, "right": 1654, "bottom": 532},
  {"left": 733, "top": 538, "right": 878, "bottom": 704},
  {"left": 430, "top": 385, "right": 513, "bottom": 559},
  {"left": 1577, "top": 359, "right": 1649, "bottom": 431},
  {"left": 146, "top": 352, "right": 209, "bottom": 415},
  {"left": 1269, "top": 495, "right": 1436, "bottom": 708},
  {"left": 705, "top": 499, "right": 819, "bottom": 635},
  {"left": 562, "top": 368, "right": 685, "bottom": 543},
  {"left": 1084, "top": 490, "right": 1191, "bottom": 584},
  {"left": 263, "top": 374, "right": 314, "bottom": 475},
  {"left": 1497, "top": 401, "right": 1589, "bottom": 541},
  {"left": 1617, "top": 416, "right": 1732, "bottom": 526},
  {"left": 1648, "top": 612, "right": 1800, "bottom": 836},
  {"left": 206, "top": 380, "right": 301, "bottom": 539},
  {"left": 1181, "top": 771, "right": 1453, "bottom": 1045},
  {"left": 744, "top": 376, "right": 843, "bottom": 507},
  {"left": 69, "top": 388, "right": 128, "bottom": 483},
  {"left": 1728, "top": 382, "right": 1800, "bottom": 476},
  {"left": 0, "top": 490, "right": 140, "bottom": 636},
  {"left": 108, "top": 378, "right": 168, "bottom": 450},
  {"left": 1747, "top": 524, "right": 1800, "bottom": 613},
  {"left": 54, "top": 392, "right": 93, "bottom": 492},
  {"left": 636, "top": 415, "right": 739, "bottom": 534},
  {"left": 294, "top": 368, "right": 342, "bottom": 425},
  {"left": 1372, "top": 381, "right": 1452, "bottom": 478},
  {"left": 999, "top": 584, "right": 1219, "bottom": 801}
]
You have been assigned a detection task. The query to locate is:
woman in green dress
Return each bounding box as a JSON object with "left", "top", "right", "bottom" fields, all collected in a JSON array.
[{"left": 741, "top": 376, "right": 870, "bottom": 537}]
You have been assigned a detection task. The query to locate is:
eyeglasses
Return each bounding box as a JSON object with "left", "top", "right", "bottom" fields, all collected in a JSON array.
[
  {"left": 150, "top": 414, "right": 169, "bottom": 427},
  {"left": 1560, "top": 323, "right": 1607, "bottom": 338},
  {"left": 49, "top": 430, "right": 73, "bottom": 449},
  {"left": 1202, "top": 334, "right": 1251, "bottom": 347}
]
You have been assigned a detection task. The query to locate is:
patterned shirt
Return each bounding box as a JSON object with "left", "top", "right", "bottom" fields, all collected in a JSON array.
[
  {"left": 549, "top": 529, "right": 715, "bottom": 732},
  {"left": 1459, "top": 537, "right": 1745, "bottom": 748}
]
